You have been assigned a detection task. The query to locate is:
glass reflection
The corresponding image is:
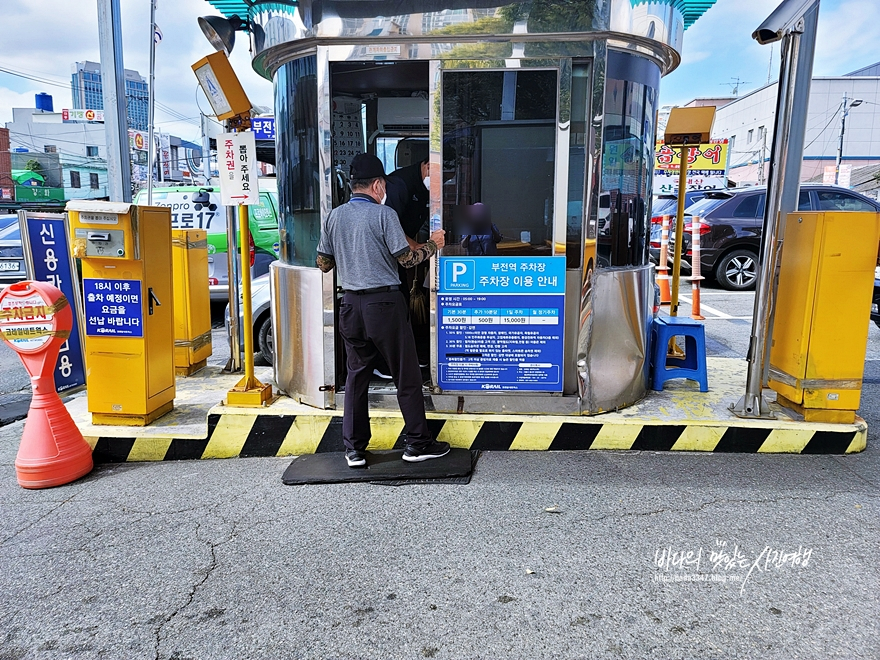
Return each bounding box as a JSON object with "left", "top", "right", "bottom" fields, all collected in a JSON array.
[
  {"left": 598, "top": 50, "right": 659, "bottom": 268},
  {"left": 275, "top": 56, "right": 321, "bottom": 267},
  {"left": 442, "top": 69, "right": 557, "bottom": 256}
]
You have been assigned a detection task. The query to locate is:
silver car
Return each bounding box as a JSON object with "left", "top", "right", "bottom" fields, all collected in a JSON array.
[{"left": 0, "top": 223, "right": 26, "bottom": 288}]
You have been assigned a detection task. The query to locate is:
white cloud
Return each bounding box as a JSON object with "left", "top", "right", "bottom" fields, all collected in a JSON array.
[
  {"left": 814, "top": 0, "right": 880, "bottom": 75},
  {"left": 0, "top": 0, "right": 273, "bottom": 141}
]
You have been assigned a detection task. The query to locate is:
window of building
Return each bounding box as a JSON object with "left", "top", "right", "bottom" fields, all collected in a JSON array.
[
  {"left": 747, "top": 129, "right": 754, "bottom": 144},
  {"left": 758, "top": 126, "right": 765, "bottom": 140},
  {"left": 86, "top": 146, "right": 99, "bottom": 157},
  {"left": 44, "top": 145, "right": 57, "bottom": 153},
  {"left": 70, "top": 171, "right": 81, "bottom": 188},
  {"left": 90, "top": 173, "right": 99, "bottom": 190}
]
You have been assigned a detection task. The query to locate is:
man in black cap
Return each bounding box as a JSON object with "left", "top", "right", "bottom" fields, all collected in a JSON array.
[{"left": 316, "top": 153, "right": 449, "bottom": 467}]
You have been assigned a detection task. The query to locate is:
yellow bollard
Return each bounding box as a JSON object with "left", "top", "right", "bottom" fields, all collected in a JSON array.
[{"left": 226, "top": 204, "right": 273, "bottom": 407}]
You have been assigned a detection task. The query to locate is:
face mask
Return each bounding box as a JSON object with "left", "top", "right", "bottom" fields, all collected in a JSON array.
[
  {"left": 381, "top": 193, "right": 387, "bottom": 205},
  {"left": 423, "top": 176, "right": 430, "bottom": 190}
]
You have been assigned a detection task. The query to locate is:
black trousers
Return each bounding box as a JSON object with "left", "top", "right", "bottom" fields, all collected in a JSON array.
[{"left": 338, "top": 290, "right": 431, "bottom": 452}]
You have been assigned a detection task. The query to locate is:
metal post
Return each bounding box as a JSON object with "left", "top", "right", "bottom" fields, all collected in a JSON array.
[
  {"left": 146, "top": 0, "right": 156, "bottom": 205},
  {"left": 835, "top": 92, "right": 848, "bottom": 185},
  {"left": 238, "top": 204, "right": 257, "bottom": 386},
  {"left": 96, "top": 0, "right": 132, "bottom": 202},
  {"left": 200, "top": 114, "right": 212, "bottom": 184},
  {"left": 669, "top": 142, "right": 689, "bottom": 317},
  {"left": 224, "top": 204, "right": 242, "bottom": 373},
  {"left": 731, "top": 26, "right": 802, "bottom": 419},
  {"left": 690, "top": 216, "right": 705, "bottom": 320}
]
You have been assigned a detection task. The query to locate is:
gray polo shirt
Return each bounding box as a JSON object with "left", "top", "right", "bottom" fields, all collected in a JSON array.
[{"left": 317, "top": 195, "right": 410, "bottom": 290}]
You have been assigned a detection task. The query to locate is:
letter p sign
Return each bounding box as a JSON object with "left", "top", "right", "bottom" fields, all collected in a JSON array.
[{"left": 442, "top": 258, "right": 475, "bottom": 291}]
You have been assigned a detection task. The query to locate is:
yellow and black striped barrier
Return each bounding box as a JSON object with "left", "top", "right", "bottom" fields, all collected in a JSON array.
[{"left": 87, "top": 412, "right": 868, "bottom": 462}]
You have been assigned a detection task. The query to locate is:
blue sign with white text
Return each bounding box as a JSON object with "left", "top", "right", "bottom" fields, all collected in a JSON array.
[
  {"left": 437, "top": 256, "right": 566, "bottom": 392},
  {"left": 83, "top": 279, "right": 144, "bottom": 337},
  {"left": 23, "top": 216, "right": 87, "bottom": 393},
  {"left": 251, "top": 117, "right": 275, "bottom": 141}
]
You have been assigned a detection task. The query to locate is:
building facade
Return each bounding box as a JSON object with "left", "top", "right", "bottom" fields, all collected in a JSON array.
[
  {"left": 709, "top": 64, "right": 880, "bottom": 187},
  {"left": 71, "top": 61, "right": 149, "bottom": 131}
]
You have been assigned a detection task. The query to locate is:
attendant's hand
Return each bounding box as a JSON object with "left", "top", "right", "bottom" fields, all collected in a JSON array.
[{"left": 430, "top": 229, "right": 446, "bottom": 250}]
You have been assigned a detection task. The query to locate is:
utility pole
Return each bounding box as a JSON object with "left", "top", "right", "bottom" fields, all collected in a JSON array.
[
  {"left": 96, "top": 0, "right": 131, "bottom": 202},
  {"left": 147, "top": 0, "right": 157, "bottom": 204},
  {"left": 758, "top": 127, "right": 768, "bottom": 184},
  {"left": 835, "top": 92, "right": 862, "bottom": 185}
]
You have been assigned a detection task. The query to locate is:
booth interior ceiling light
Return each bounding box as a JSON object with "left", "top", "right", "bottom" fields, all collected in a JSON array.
[{"left": 209, "top": 0, "right": 718, "bottom": 30}]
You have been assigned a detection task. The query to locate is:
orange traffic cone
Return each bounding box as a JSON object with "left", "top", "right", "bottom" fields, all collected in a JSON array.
[{"left": 0, "top": 281, "right": 93, "bottom": 488}]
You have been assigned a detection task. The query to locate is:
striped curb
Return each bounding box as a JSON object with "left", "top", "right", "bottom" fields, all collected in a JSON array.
[{"left": 87, "top": 413, "right": 868, "bottom": 462}]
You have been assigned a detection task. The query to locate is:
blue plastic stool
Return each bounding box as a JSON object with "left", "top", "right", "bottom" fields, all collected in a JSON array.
[{"left": 650, "top": 316, "right": 709, "bottom": 392}]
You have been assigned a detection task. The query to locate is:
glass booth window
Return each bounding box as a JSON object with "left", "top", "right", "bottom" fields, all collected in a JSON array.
[
  {"left": 442, "top": 69, "right": 557, "bottom": 256},
  {"left": 275, "top": 56, "right": 320, "bottom": 267},
  {"left": 599, "top": 50, "right": 660, "bottom": 268}
]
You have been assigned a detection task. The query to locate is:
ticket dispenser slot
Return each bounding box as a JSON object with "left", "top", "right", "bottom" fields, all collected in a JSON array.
[{"left": 67, "top": 201, "right": 175, "bottom": 426}]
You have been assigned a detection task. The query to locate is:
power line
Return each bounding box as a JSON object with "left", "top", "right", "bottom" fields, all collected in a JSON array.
[{"left": 803, "top": 103, "right": 842, "bottom": 151}]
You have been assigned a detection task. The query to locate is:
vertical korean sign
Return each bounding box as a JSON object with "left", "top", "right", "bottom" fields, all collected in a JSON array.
[
  {"left": 20, "top": 213, "right": 87, "bottom": 393},
  {"left": 218, "top": 132, "right": 259, "bottom": 206},
  {"left": 437, "top": 256, "right": 566, "bottom": 392}
]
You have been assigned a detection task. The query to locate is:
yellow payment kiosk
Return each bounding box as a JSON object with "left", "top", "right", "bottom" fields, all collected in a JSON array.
[
  {"left": 770, "top": 210, "right": 880, "bottom": 423},
  {"left": 67, "top": 201, "right": 175, "bottom": 425}
]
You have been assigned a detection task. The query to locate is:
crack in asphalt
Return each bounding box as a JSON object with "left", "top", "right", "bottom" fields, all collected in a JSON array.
[{"left": 0, "top": 490, "right": 81, "bottom": 547}]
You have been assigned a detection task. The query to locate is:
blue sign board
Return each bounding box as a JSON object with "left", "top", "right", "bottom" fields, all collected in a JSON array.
[
  {"left": 251, "top": 117, "right": 275, "bottom": 141},
  {"left": 23, "top": 215, "right": 86, "bottom": 393},
  {"left": 83, "top": 279, "right": 144, "bottom": 337},
  {"left": 437, "top": 256, "right": 566, "bottom": 392}
]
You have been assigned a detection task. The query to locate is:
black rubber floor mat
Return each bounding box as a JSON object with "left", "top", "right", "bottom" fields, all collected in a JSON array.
[{"left": 282, "top": 448, "right": 477, "bottom": 485}]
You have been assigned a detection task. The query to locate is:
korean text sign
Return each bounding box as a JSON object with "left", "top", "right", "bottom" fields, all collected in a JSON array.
[
  {"left": 22, "top": 215, "right": 86, "bottom": 393},
  {"left": 653, "top": 139, "right": 729, "bottom": 194},
  {"left": 218, "top": 131, "right": 259, "bottom": 206},
  {"left": 251, "top": 118, "right": 275, "bottom": 141},
  {"left": 438, "top": 256, "right": 566, "bottom": 392},
  {"left": 83, "top": 279, "right": 144, "bottom": 338}
]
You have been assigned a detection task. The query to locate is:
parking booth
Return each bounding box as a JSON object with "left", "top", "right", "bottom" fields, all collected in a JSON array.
[{"left": 238, "top": 1, "right": 691, "bottom": 415}]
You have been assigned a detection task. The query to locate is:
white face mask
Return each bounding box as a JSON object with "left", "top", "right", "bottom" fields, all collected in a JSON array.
[
  {"left": 423, "top": 176, "right": 430, "bottom": 190},
  {"left": 381, "top": 193, "right": 387, "bottom": 205}
]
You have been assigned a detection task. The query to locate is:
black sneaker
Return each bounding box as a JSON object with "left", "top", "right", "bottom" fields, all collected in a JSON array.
[
  {"left": 346, "top": 450, "right": 367, "bottom": 467},
  {"left": 402, "top": 441, "right": 451, "bottom": 463}
]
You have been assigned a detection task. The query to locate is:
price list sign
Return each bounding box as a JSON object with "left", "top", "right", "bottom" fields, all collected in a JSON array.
[{"left": 437, "top": 256, "right": 566, "bottom": 392}]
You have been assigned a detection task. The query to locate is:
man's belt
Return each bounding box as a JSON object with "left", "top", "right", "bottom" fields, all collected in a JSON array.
[{"left": 343, "top": 286, "right": 398, "bottom": 295}]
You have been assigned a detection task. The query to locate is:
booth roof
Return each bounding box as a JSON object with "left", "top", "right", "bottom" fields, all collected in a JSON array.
[{"left": 206, "top": 1, "right": 717, "bottom": 30}]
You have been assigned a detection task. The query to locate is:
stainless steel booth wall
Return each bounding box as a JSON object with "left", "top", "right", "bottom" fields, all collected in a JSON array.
[{"left": 249, "top": 1, "right": 684, "bottom": 78}]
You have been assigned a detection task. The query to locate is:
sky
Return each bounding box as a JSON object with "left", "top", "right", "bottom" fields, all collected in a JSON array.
[{"left": 1, "top": 0, "right": 879, "bottom": 136}]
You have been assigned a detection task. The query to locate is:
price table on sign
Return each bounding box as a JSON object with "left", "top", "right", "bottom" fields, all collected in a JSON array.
[{"left": 437, "top": 256, "right": 566, "bottom": 392}]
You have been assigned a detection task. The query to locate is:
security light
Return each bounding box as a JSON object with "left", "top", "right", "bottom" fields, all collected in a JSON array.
[{"left": 198, "top": 14, "right": 248, "bottom": 55}]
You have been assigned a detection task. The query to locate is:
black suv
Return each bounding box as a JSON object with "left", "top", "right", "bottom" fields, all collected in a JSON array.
[{"left": 666, "top": 184, "right": 880, "bottom": 290}]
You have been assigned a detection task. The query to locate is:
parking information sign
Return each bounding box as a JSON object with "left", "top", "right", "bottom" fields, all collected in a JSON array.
[
  {"left": 437, "top": 256, "right": 566, "bottom": 392},
  {"left": 218, "top": 131, "right": 260, "bottom": 206},
  {"left": 83, "top": 279, "right": 144, "bottom": 338},
  {"left": 22, "top": 214, "right": 87, "bottom": 393}
]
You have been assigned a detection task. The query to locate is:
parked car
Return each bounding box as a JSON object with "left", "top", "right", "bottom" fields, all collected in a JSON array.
[
  {"left": 872, "top": 267, "right": 880, "bottom": 329},
  {"left": 226, "top": 273, "right": 274, "bottom": 364},
  {"left": 648, "top": 190, "right": 710, "bottom": 264},
  {"left": 134, "top": 180, "right": 280, "bottom": 301},
  {"left": 0, "top": 214, "right": 19, "bottom": 231},
  {"left": 0, "top": 223, "right": 25, "bottom": 288},
  {"left": 665, "top": 184, "right": 880, "bottom": 290}
]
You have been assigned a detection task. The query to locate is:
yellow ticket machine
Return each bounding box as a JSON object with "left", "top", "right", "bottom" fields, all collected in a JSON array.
[
  {"left": 66, "top": 201, "right": 175, "bottom": 425},
  {"left": 769, "top": 211, "right": 880, "bottom": 423}
]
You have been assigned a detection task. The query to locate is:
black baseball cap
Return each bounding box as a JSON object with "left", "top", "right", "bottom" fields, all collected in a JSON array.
[{"left": 349, "top": 153, "right": 386, "bottom": 180}]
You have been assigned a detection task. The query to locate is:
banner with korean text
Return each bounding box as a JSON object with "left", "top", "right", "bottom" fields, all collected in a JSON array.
[{"left": 653, "top": 139, "right": 730, "bottom": 195}]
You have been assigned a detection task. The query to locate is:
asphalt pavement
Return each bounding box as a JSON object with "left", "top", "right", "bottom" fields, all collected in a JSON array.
[{"left": 1, "top": 289, "right": 879, "bottom": 658}]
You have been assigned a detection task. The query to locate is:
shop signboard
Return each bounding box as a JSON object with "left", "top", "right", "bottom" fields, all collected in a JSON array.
[
  {"left": 62, "top": 109, "right": 104, "bottom": 122},
  {"left": 251, "top": 117, "right": 275, "bottom": 141},
  {"left": 20, "top": 213, "right": 87, "bottom": 393},
  {"left": 653, "top": 139, "right": 729, "bottom": 194},
  {"left": 437, "top": 256, "right": 566, "bottom": 392}
]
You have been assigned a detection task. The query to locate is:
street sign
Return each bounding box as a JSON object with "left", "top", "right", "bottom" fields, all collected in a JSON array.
[
  {"left": 251, "top": 117, "right": 275, "bottom": 140},
  {"left": 19, "top": 212, "right": 87, "bottom": 394},
  {"left": 218, "top": 132, "right": 259, "bottom": 206},
  {"left": 437, "top": 256, "right": 566, "bottom": 392}
]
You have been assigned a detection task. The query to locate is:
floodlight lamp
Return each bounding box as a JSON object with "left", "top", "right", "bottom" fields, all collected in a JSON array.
[{"left": 198, "top": 14, "right": 248, "bottom": 55}]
